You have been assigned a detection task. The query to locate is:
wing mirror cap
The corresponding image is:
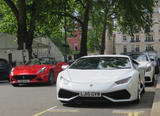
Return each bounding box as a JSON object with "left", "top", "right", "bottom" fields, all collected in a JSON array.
[
  {"left": 138, "top": 65, "right": 147, "bottom": 70},
  {"left": 61, "top": 65, "right": 69, "bottom": 70}
]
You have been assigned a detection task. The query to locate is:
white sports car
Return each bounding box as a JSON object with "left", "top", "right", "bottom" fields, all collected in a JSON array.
[
  {"left": 57, "top": 55, "right": 145, "bottom": 104},
  {"left": 129, "top": 52, "right": 155, "bottom": 85}
]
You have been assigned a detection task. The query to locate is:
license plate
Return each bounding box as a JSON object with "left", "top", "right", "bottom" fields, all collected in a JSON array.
[
  {"left": 18, "top": 80, "right": 30, "bottom": 83},
  {"left": 79, "top": 92, "right": 101, "bottom": 97}
]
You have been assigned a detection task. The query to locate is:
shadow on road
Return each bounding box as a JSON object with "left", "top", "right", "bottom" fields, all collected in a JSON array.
[{"left": 14, "top": 83, "right": 56, "bottom": 87}]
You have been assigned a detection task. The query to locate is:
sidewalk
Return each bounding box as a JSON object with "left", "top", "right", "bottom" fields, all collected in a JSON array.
[{"left": 151, "top": 75, "right": 160, "bottom": 116}]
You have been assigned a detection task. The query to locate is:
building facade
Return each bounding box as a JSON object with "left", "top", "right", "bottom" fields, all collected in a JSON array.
[
  {"left": 114, "top": 1, "right": 160, "bottom": 56},
  {"left": 67, "top": 30, "right": 81, "bottom": 51}
]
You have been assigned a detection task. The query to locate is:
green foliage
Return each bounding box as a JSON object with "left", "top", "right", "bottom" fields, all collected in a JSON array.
[{"left": 0, "top": 0, "right": 156, "bottom": 55}]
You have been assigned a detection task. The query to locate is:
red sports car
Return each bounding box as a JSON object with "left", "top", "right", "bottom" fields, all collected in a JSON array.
[{"left": 10, "top": 57, "right": 67, "bottom": 87}]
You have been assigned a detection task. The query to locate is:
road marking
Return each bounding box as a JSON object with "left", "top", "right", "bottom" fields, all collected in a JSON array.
[
  {"left": 112, "top": 110, "right": 144, "bottom": 116},
  {"left": 33, "top": 106, "right": 57, "bottom": 116},
  {"left": 48, "top": 109, "right": 80, "bottom": 112}
]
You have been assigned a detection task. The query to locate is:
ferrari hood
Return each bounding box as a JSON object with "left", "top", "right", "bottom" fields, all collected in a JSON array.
[
  {"left": 66, "top": 69, "right": 133, "bottom": 83},
  {"left": 13, "top": 65, "right": 46, "bottom": 74}
]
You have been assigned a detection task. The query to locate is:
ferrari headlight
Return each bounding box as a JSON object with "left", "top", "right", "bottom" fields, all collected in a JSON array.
[
  {"left": 146, "top": 66, "right": 151, "bottom": 72},
  {"left": 11, "top": 68, "right": 14, "bottom": 76},
  {"left": 38, "top": 67, "right": 46, "bottom": 73},
  {"left": 60, "top": 76, "right": 70, "bottom": 85},
  {"left": 115, "top": 77, "right": 131, "bottom": 85}
]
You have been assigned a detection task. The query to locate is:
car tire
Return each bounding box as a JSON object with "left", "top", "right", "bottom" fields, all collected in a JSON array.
[
  {"left": 48, "top": 70, "right": 55, "bottom": 85},
  {"left": 12, "top": 84, "right": 19, "bottom": 87}
]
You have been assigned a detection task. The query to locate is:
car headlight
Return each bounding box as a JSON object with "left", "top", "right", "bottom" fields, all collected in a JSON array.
[
  {"left": 146, "top": 66, "right": 151, "bottom": 72},
  {"left": 11, "top": 68, "right": 14, "bottom": 76},
  {"left": 38, "top": 67, "right": 46, "bottom": 73},
  {"left": 60, "top": 76, "right": 70, "bottom": 85},
  {"left": 115, "top": 77, "right": 131, "bottom": 85}
]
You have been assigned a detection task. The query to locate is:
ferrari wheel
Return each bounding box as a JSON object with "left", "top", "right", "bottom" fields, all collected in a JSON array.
[{"left": 48, "top": 70, "right": 55, "bottom": 85}]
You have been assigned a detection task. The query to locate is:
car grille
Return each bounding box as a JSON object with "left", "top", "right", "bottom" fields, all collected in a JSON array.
[
  {"left": 13, "top": 75, "right": 37, "bottom": 80},
  {"left": 73, "top": 97, "right": 111, "bottom": 103},
  {"left": 102, "top": 90, "right": 131, "bottom": 100},
  {"left": 145, "top": 76, "right": 151, "bottom": 81},
  {"left": 58, "top": 89, "right": 79, "bottom": 98}
]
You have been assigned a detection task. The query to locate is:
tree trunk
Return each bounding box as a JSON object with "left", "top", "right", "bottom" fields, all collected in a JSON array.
[
  {"left": 79, "top": 1, "right": 91, "bottom": 57},
  {"left": 26, "top": 1, "right": 36, "bottom": 59},
  {"left": 100, "top": 8, "right": 107, "bottom": 54},
  {"left": 17, "top": 0, "right": 27, "bottom": 50}
]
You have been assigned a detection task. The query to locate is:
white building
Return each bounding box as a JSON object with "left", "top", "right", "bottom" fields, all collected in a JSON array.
[{"left": 0, "top": 33, "right": 64, "bottom": 65}]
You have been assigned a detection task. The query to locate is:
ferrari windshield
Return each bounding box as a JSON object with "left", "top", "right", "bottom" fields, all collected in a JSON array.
[
  {"left": 70, "top": 57, "right": 131, "bottom": 70},
  {"left": 25, "top": 57, "right": 56, "bottom": 65}
]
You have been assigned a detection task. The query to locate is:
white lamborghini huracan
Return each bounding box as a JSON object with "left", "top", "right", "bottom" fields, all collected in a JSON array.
[{"left": 57, "top": 55, "right": 145, "bottom": 104}]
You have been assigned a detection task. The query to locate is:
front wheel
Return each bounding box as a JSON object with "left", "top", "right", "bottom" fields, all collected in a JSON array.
[{"left": 48, "top": 70, "right": 55, "bottom": 85}]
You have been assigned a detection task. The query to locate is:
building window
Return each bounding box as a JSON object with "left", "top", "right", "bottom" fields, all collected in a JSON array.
[
  {"left": 146, "top": 44, "right": 154, "bottom": 51},
  {"left": 123, "top": 46, "right": 127, "bottom": 53},
  {"left": 135, "top": 45, "right": 140, "bottom": 52},
  {"left": 130, "top": 36, "right": 134, "bottom": 42},
  {"left": 73, "top": 33, "right": 78, "bottom": 38},
  {"left": 123, "top": 36, "right": 127, "bottom": 41},
  {"left": 74, "top": 43, "right": 78, "bottom": 51},
  {"left": 136, "top": 35, "right": 140, "bottom": 42},
  {"left": 145, "top": 35, "right": 154, "bottom": 42},
  {"left": 131, "top": 45, "right": 135, "bottom": 52}
]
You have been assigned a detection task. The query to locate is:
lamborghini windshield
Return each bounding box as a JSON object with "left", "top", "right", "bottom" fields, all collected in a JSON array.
[{"left": 70, "top": 57, "right": 131, "bottom": 70}]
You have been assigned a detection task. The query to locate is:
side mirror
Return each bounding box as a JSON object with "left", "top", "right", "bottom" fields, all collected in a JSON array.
[
  {"left": 138, "top": 65, "right": 146, "bottom": 70},
  {"left": 61, "top": 65, "right": 69, "bottom": 70}
]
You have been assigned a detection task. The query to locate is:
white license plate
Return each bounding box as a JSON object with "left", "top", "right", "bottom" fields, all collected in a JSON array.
[
  {"left": 18, "top": 80, "right": 30, "bottom": 83},
  {"left": 79, "top": 92, "right": 101, "bottom": 97}
]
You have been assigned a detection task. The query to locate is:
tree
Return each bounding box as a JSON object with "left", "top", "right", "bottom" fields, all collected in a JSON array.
[{"left": 92, "top": 0, "right": 156, "bottom": 54}]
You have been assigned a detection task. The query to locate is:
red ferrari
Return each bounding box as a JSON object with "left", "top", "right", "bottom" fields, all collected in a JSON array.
[{"left": 10, "top": 57, "right": 67, "bottom": 87}]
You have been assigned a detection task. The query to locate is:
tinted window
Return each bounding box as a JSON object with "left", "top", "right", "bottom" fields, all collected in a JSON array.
[{"left": 70, "top": 57, "right": 131, "bottom": 70}]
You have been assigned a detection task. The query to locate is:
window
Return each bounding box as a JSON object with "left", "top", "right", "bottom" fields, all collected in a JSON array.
[
  {"left": 146, "top": 44, "right": 154, "bottom": 51},
  {"left": 73, "top": 33, "right": 78, "bottom": 38},
  {"left": 130, "top": 36, "right": 134, "bottom": 42},
  {"left": 136, "top": 35, "right": 140, "bottom": 42},
  {"left": 135, "top": 45, "right": 140, "bottom": 52},
  {"left": 131, "top": 45, "right": 135, "bottom": 52},
  {"left": 145, "top": 35, "right": 154, "bottom": 42},
  {"left": 74, "top": 43, "right": 78, "bottom": 51},
  {"left": 123, "top": 45, "right": 127, "bottom": 53},
  {"left": 123, "top": 36, "right": 127, "bottom": 41}
]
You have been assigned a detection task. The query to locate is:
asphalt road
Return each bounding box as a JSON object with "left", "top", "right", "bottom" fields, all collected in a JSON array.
[{"left": 0, "top": 76, "right": 158, "bottom": 116}]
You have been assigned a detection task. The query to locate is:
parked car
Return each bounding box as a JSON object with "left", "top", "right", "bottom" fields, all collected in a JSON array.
[
  {"left": 123, "top": 52, "right": 155, "bottom": 85},
  {"left": 10, "top": 57, "right": 68, "bottom": 87},
  {"left": 0, "top": 58, "right": 11, "bottom": 81},
  {"left": 57, "top": 55, "right": 145, "bottom": 104},
  {"left": 147, "top": 51, "right": 159, "bottom": 74}
]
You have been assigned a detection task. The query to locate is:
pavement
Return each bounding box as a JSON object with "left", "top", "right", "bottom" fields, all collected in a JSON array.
[{"left": 151, "top": 75, "right": 160, "bottom": 116}]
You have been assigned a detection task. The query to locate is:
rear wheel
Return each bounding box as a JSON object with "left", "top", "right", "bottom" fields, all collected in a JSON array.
[{"left": 48, "top": 70, "right": 55, "bottom": 85}]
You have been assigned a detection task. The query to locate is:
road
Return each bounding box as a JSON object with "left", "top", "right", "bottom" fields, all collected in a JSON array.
[{"left": 0, "top": 77, "right": 158, "bottom": 116}]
